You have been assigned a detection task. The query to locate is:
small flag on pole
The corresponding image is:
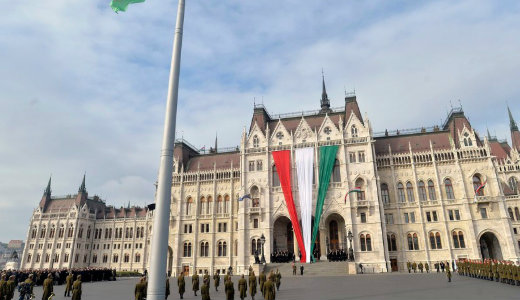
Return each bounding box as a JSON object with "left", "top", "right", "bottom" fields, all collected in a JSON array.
[
  {"left": 344, "top": 187, "right": 362, "bottom": 203},
  {"left": 110, "top": 0, "right": 145, "bottom": 13},
  {"left": 239, "top": 194, "right": 251, "bottom": 201},
  {"left": 473, "top": 181, "right": 487, "bottom": 202}
]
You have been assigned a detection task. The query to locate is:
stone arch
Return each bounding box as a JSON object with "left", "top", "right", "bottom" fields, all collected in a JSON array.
[
  {"left": 167, "top": 246, "right": 173, "bottom": 276},
  {"left": 324, "top": 213, "right": 346, "bottom": 252},
  {"left": 250, "top": 185, "right": 260, "bottom": 207},
  {"left": 478, "top": 230, "right": 503, "bottom": 260},
  {"left": 272, "top": 215, "right": 293, "bottom": 253}
]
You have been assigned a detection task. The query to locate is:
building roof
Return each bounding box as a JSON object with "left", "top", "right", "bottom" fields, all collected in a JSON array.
[
  {"left": 489, "top": 140, "right": 511, "bottom": 160},
  {"left": 185, "top": 151, "right": 240, "bottom": 171},
  {"left": 374, "top": 131, "right": 452, "bottom": 155}
]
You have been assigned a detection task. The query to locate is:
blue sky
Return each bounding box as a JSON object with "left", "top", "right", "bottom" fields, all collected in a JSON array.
[{"left": 1, "top": 0, "right": 520, "bottom": 242}]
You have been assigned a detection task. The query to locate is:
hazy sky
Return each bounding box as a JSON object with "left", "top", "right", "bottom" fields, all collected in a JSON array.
[{"left": 1, "top": 0, "right": 519, "bottom": 242}]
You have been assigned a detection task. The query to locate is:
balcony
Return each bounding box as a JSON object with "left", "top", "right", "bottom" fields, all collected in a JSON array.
[
  {"left": 474, "top": 196, "right": 495, "bottom": 203},
  {"left": 181, "top": 215, "right": 194, "bottom": 220},
  {"left": 248, "top": 207, "right": 262, "bottom": 215},
  {"left": 355, "top": 200, "right": 370, "bottom": 208},
  {"left": 216, "top": 213, "right": 230, "bottom": 218}
]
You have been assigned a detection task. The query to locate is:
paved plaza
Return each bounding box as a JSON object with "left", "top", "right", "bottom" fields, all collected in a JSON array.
[{"left": 24, "top": 272, "right": 519, "bottom": 300}]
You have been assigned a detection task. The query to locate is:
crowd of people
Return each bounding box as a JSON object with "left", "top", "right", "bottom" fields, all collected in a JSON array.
[
  {"left": 406, "top": 261, "right": 457, "bottom": 273},
  {"left": 326, "top": 249, "right": 348, "bottom": 262},
  {"left": 135, "top": 266, "right": 282, "bottom": 300},
  {"left": 270, "top": 251, "right": 295, "bottom": 263},
  {"left": 456, "top": 259, "right": 520, "bottom": 285}
]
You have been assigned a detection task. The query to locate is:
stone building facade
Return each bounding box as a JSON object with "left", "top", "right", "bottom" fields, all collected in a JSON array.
[
  {"left": 168, "top": 83, "right": 520, "bottom": 275},
  {"left": 20, "top": 176, "right": 153, "bottom": 272}
]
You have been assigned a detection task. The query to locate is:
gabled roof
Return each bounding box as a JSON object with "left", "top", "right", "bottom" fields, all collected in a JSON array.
[{"left": 374, "top": 131, "right": 452, "bottom": 155}]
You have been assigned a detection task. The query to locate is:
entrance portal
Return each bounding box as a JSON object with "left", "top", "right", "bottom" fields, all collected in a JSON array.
[
  {"left": 273, "top": 216, "right": 293, "bottom": 252},
  {"left": 479, "top": 232, "right": 503, "bottom": 260},
  {"left": 390, "top": 259, "right": 398, "bottom": 272}
]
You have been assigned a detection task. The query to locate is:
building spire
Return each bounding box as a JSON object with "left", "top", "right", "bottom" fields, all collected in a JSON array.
[
  {"left": 320, "top": 70, "right": 331, "bottom": 113},
  {"left": 78, "top": 173, "right": 87, "bottom": 194},
  {"left": 486, "top": 127, "right": 492, "bottom": 140},
  {"left": 215, "top": 132, "right": 218, "bottom": 153},
  {"left": 43, "top": 176, "right": 52, "bottom": 197},
  {"left": 508, "top": 105, "right": 518, "bottom": 131}
]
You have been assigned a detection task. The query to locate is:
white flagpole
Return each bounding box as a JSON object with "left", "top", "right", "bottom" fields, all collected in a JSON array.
[{"left": 147, "top": 0, "right": 185, "bottom": 299}]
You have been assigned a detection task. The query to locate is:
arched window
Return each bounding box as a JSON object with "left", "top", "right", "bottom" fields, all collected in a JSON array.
[
  {"left": 360, "top": 234, "right": 372, "bottom": 251},
  {"left": 124, "top": 253, "right": 130, "bottom": 263},
  {"left": 206, "top": 196, "right": 212, "bottom": 214},
  {"left": 387, "top": 233, "right": 397, "bottom": 251},
  {"left": 444, "top": 178, "right": 454, "bottom": 199},
  {"left": 86, "top": 226, "right": 91, "bottom": 239},
  {"left": 351, "top": 125, "right": 358, "bottom": 138},
  {"left": 427, "top": 180, "right": 436, "bottom": 200},
  {"left": 185, "top": 197, "right": 193, "bottom": 216},
  {"left": 218, "top": 241, "right": 227, "bottom": 257},
  {"left": 49, "top": 226, "right": 56, "bottom": 238},
  {"left": 381, "top": 183, "right": 390, "bottom": 204},
  {"left": 58, "top": 225, "right": 64, "bottom": 238},
  {"left": 199, "top": 196, "right": 206, "bottom": 215},
  {"left": 31, "top": 227, "right": 37, "bottom": 239},
  {"left": 67, "top": 225, "right": 74, "bottom": 238},
  {"left": 216, "top": 195, "right": 223, "bottom": 214},
  {"left": 272, "top": 165, "right": 280, "bottom": 187},
  {"left": 78, "top": 225, "right": 84, "bottom": 239},
  {"left": 355, "top": 178, "right": 366, "bottom": 201},
  {"left": 183, "top": 242, "right": 192, "bottom": 257},
  {"left": 113, "top": 254, "right": 119, "bottom": 263},
  {"left": 407, "top": 233, "right": 419, "bottom": 250},
  {"left": 251, "top": 186, "right": 260, "bottom": 208},
  {"left": 200, "top": 241, "right": 209, "bottom": 257},
  {"left": 135, "top": 253, "right": 141, "bottom": 263},
  {"left": 224, "top": 195, "right": 230, "bottom": 213},
  {"left": 509, "top": 177, "right": 519, "bottom": 194},
  {"left": 129, "top": 227, "right": 133, "bottom": 239},
  {"left": 406, "top": 182, "right": 415, "bottom": 202},
  {"left": 252, "top": 135, "right": 259, "bottom": 148},
  {"left": 40, "top": 225, "right": 46, "bottom": 238},
  {"left": 508, "top": 207, "right": 515, "bottom": 220},
  {"left": 332, "top": 159, "right": 341, "bottom": 182},
  {"left": 418, "top": 181, "right": 427, "bottom": 201},
  {"left": 452, "top": 231, "right": 465, "bottom": 248},
  {"left": 429, "top": 232, "right": 442, "bottom": 249},
  {"left": 473, "top": 174, "right": 484, "bottom": 196},
  {"left": 397, "top": 183, "right": 406, "bottom": 203},
  {"left": 251, "top": 239, "right": 257, "bottom": 255},
  {"left": 515, "top": 207, "right": 520, "bottom": 221}
]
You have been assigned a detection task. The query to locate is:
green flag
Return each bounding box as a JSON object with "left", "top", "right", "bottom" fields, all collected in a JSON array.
[
  {"left": 110, "top": 0, "right": 145, "bottom": 13},
  {"left": 310, "top": 145, "right": 338, "bottom": 260}
]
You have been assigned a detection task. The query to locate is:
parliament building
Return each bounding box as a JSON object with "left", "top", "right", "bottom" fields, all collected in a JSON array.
[{"left": 21, "top": 80, "right": 520, "bottom": 275}]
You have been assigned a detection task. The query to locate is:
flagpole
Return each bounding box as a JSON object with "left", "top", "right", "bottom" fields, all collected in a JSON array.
[{"left": 147, "top": 0, "right": 185, "bottom": 299}]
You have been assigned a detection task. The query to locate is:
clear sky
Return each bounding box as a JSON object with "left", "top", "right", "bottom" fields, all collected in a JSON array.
[{"left": 1, "top": 0, "right": 519, "bottom": 242}]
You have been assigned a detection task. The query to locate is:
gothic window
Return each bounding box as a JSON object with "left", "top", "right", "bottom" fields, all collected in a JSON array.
[
  {"left": 135, "top": 253, "right": 141, "bottom": 263},
  {"left": 407, "top": 233, "right": 419, "bottom": 250},
  {"left": 40, "top": 225, "right": 46, "bottom": 239},
  {"left": 249, "top": 161, "right": 255, "bottom": 171},
  {"left": 224, "top": 195, "right": 230, "bottom": 213},
  {"left": 418, "top": 181, "right": 427, "bottom": 201},
  {"left": 113, "top": 254, "right": 119, "bottom": 263},
  {"left": 452, "top": 231, "right": 465, "bottom": 248},
  {"left": 124, "top": 253, "right": 130, "bottom": 263},
  {"left": 251, "top": 186, "right": 260, "bottom": 208},
  {"left": 332, "top": 159, "right": 341, "bottom": 182},
  {"left": 252, "top": 135, "right": 259, "bottom": 148},
  {"left": 444, "top": 178, "right": 455, "bottom": 199},
  {"left": 473, "top": 174, "right": 484, "bottom": 196},
  {"left": 183, "top": 242, "right": 192, "bottom": 257},
  {"left": 199, "top": 197, "right": 206, "bottom": 215},
  {"left": 49, "top": 226, "right": 56, "bottom": 239},
  {"left": 406, "top": 182, "right": 415, "bottom": 202},
  {"left": 200, "top": 241, "right": 209, "bottom": 257},
  {"left": 397, "top": 183, "right": 406, "bottom": 203},
  {"left": 516, "top": 207, "right": 520, "bottom": 221},
  {"left": 67, "top": 225, "right": 74, "bottom": 238},
  {"left": 58, "top": 225, "right": 64, "bottom": 238},
  {"left": 218, "top": 241, "right": 227, "bottom": 257},
  {"left": 256, "top": 160, "right": 263, "bottom": 171},
  {"left": 217, "top": 195, "right": 223, "bottom": 214},
  {"left": 272, "top": 165, "right": 280, "bottom": 187},
  {"left": 508, "top": 207, "right": 515, "bottom": 220},
  {"left": 355, "top": 178, "right": 366, "bottom": 201},
  {"left": 387, "top": 233, "right": 397, "bottom": 251},
  {"left": 360, "top": 234, "right": 372, "bottom": 251},
  {"left": 510, "top": 177, "right": 519, "bottom": 194},
  {"left": 251, "top": 239, "right": 257, "bottom": 255},
  {"left": 185, "top": 197, "right": 193, "bottom": 216},
  {"left": 78, "top": 226, "right": 84, "bottom": 239},
  {"left": 86, "top": 226, "right": 91, "bottom": 239},
  {"left": 427, "top": 180, "right": 436, "bottom": 200},
  {"left": 206, "top": 196, "right": 212, "bottom": 214},
  {"left": 31, "top": 227, "right": 37, "bottom": 239},
  {"left": 351, "top": 125, "right": 358, "bottom": 138},
  {"left": 429, "top": 232, "right": 442, "bottom": 249},
  {"left": 381, "top": 183, "right": 390, "bottom": 204}
]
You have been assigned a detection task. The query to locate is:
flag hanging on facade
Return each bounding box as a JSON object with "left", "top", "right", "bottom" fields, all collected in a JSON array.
[
  {"left": 344, "top": 187, "right": 362, "bottom": 203},
  {"left": 110, "top": 0, "right": 145, "bottom": 13},
  {"left": 295, "top": 147, "right": 314, "bottom": 263},
  {"left": 473, "top": 180, "right": 487, "bottom": 202},
  {"left": 239, "top": 194, "right": 251, "bottom": 201}
]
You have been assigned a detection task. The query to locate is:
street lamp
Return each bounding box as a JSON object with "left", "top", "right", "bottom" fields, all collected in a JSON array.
[
  {"left": 260, "top": 234, "right": 266, "bottom": 264},
  {"left": 347, "top": 230, "right": 354, "bottom": 262}
]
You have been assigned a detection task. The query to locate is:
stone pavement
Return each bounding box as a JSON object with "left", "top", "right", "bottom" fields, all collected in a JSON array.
[{"left": 27, "top": 272, "right": 518, "bottom": 300}]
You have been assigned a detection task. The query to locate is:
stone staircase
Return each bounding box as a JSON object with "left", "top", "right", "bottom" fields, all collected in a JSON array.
[{"left": 264, "top": 261, "right": 350, "bottom": 277}]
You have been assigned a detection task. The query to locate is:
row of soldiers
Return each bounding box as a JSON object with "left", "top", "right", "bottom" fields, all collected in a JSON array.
[
  {"left": 270, "top": 251, "right": 294, "bottom": 263},
  {"left": 1, "top": 267, "right": 115, "bottom": 287},
  {"left": 136, "top": 267, "right": 282, "bottom": 300},
  {"left": 456, "top": 259, "right": 520, "bottom": 285},
  {"left": 0, "top": 271, "right": 83, "bottom": 300},
  {"left": 406, "top": 261, "right": 454, "bottom": 273},
  {"left": 326, "top": 250, "right": 348, "bottom": 262}
]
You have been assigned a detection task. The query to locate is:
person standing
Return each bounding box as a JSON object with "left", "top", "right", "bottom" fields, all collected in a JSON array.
[
  {"left": 201, "top": 278, "right": 211, "bottom": 300},
  {"left": 418, "top": 262, "right": 424, "bottom": 273},
  {"left": 225, "top": 277, "right": 235, "bottom": 300},
  {"left": 407, "top": 261, "right": 411, "bottom": 273},
  {"left": 42, "top": 274, "right": 54, "bottom": 300},
  {"left": 177, "top": 273, "right": 186, "bottom": 299},
  {"left": 248, "top": 271, "right": 257, "bottom": 300},
  {"left": 64, "top": 272, "right": 73, "bottom": 297},
  {"left": 259, "top": 271, "right": 266, "bottom": 296},
  {"left": 213, "top": 271, "right": 220, "bottom": 292},
  {"left": 134, "top": 277, "right": 147, "bottom": 300},
  {"left": 192, "top": 272, "right": 200, "bottom": 296},
  {"left": 262, "top": 277, "right": 275, "bottom": 300},
  {"left": 412, "top": 262, "right": 417, "bottom": 273},
  {"left": 447, "top": 268, "right": 452, "bottom": 283},
  {"left": 292, "top": 263, "right": 296, "bottom": 276},
  {"left": 0, "top": 274, "right": 7, "bottom": 300},
  {"left": 238, "top": 274, "right": 247, "bottom": 300},
  {"left": 203, "top": 270, "right": 210, "bottom": 287},
  {"left": 72, "top": 275, "right": 82, "bottom": 300},
  {"left": 425, "top": 263, "right": 429, "bottom": 273},
  {"left": 5, "top": 275, "right": 16, "bottom": 300},
  {"left": 300, "top": 265, "right": 304, "bottom": 276},
  {"left": 165, "top": 275, "right": 170, "bottom": 299},
  {"left": 224, "top": 272, "right": 231, "bottom": 284},
  {"left": 275, "top": 270, "right": 281, "bottom": 291},
  {"left": 25, "top": 274, "right": 35, "bottom": 296}
]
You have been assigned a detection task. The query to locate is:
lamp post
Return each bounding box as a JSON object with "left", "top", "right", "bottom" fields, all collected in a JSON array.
[
  {"left": 347, "top": 230, "right": 354, "bottom": 262},
  {"left": 260, "top": 234, "right": 266, "bottom": 264}
]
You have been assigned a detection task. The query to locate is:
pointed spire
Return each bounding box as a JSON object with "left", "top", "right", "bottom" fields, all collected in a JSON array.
[
  {"left": 487, "top": 127, "right": 492, "bottom": 140},
  {"left": 215, "top": 132, "right": 218, "bottom": 153},
  {"left": 320, "top": 70, "right": 331, "bottom": 113},
  {"left": 43, "top": 176, "right": 52, "bottom": 197},
  {"left": 508, "top": 106, "right": 518, "bottom": 131},
  {"left": 78, "top": 173, "right": 87, "bottom": 194}
]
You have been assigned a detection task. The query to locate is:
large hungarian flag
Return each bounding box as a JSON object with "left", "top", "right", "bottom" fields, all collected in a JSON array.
[{"left": 110, "top": 0, "right": 145, "bottom": 13}]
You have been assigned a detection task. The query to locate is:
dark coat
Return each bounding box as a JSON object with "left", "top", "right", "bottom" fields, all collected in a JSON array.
[
  {"left": 225, "top": 280, "right": 235, "bottom": 300},
  {"left": 42, "top": 278, "right": 54, "bottom": 300},
  {"left": 134, "top": 282, "right": 147, "bottom": 300},
  {"left": 201, "top": 283, "right": 211, "bottom": 300},
  {"left": 72, "top": 280, "right": 82, "bottom": 300},
  {"left": 65, "top": 275, "right": 73, "bottom": 292},
  {"left": 192, "top": 274, "right": 200, "bottom": 291},
  {"left": 177, "top": 275, "right": 185, "bottom": 294},
  {"left": 262, "top": 280, "right": 275, "bottom": 300}
]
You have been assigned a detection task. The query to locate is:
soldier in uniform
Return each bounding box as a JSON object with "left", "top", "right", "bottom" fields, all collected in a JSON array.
[
  {"left": 203, "top": 270, "right": 210, "bottom": 286},
  {"left": 418, "top": 262, "right": 424, "bottom": 273},
  {"left": 214, "top": 271, "right": 220, "bottom": 292},
  {"left": 134, "top": 277, "right": 147, "bottom": 300},
  {"left": 165, "top": 275, "right": 170, "bottom": 299},
  {"left": 238, "top": 274, "right": 247, "bottom": 300},
  {"left": 225, "top": 277, "right": 235, "bottom": 300},
  {"left": 25, "top": 274, "right": 35, "bottom": 296},
  {"left": 300, "top": 265, "right": 304, "bottom": 276},
  {"left": 447, "top": 268, "right": 452, "bottom": 283},
  {"left": 249, "top": 271, "right": 257, "bottom": 300},
  {"left": 292, "top": 263, "right": 296, "bottom": 276},
  {"left": 275, "top": 270, "right": 281, "bottom": 291},
  {"left": 224, "top": 271, "right": 231, "bottom": 284},
  {"left": 259, "top": 271, "right": 266, "bottom": 297},
  {"left": 201, "top": 278, "right": 211, "bottom": 300},
  {"left": 192, "top": 272, "right": 200, "bottom": 296},
  {"left": 43, "top": 273, "right": 54, "bottom": 300},
  {"left": 65, "top": 272, "right": 73, "bottom": 297},
  {"left": 425, "top": 263, "right": 429, "bottom": 273},
  {"left": 177, "top": 273, "right": 186, "bottom": 299},
  {"left": 0, "top": 274, "right": 7, "bottom": 300},
  {"left": 72, "top": 275, "right": 82, "bottom": 300},
  {"left": 412, "top": 262, "right": 417, "bottom": 273},
  {"left": 262, "top": 276, "right": 275, "bottom": 300},
  {"left": 6, "top": 275, "right": 16, "bottom": 300},
  {"left": 407, "top": 261, "right": 411, "bottom": 273}
]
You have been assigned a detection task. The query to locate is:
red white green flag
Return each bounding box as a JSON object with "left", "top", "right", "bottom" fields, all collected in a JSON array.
[{"left": 110, "top": 0, "right": 145, "bottom": 13}]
